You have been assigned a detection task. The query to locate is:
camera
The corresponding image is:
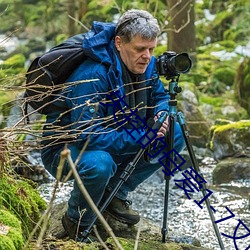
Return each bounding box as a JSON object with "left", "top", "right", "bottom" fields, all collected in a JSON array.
[{"left": 156, "top": 51, "right": 192, "bottom": 79}]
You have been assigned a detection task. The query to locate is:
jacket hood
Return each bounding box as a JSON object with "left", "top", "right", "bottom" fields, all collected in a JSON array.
[{"left": 82, "top": 21, "right": 116, "bottom": 65}]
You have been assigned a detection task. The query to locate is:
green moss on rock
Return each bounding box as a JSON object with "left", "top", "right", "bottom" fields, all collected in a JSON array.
[
  {"left": 0, "top": 235, "right": 16, "bottom": 250},
  {"left": 106, "top": 237, "right": 209, "bottom": 250},
  {"left": 0, "top": 209, "right": 24, "bottom": 250},
  {"left": 0, "top": 174, "right": 47, "bottom": 239},
  {"left": 209, "top": 120, "right": 250, "bottom": 159}
]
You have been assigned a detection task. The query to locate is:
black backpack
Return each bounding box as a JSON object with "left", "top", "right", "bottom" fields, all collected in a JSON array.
[{"left": 24, "top": 34, "right": 87, "bottom": 115}]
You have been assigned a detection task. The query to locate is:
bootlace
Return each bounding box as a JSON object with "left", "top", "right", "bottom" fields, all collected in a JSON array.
[{"left": 123, "top": 200, "right": 132, "bottom": 209}]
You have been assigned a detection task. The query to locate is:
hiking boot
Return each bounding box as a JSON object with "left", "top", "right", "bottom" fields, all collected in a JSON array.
[
  {"left": 61, "top": 213, "right": 97, "bottom": 243},
  {"left": 105, "top": 196, "right": 140, "bottom": 225}
]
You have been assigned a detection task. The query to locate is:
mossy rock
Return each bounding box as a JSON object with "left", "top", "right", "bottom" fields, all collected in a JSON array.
[
  {"left": 209, "top": 120, "right": 250, "bottom": 160},
  {"left": 0, "top": 174, "right": 47, "bottom": 239},
  {"left": 106, "top": 237, "right": 210, "bottom": 250},
  {"left": 0, "top": 209, "right": 24, "bottom": 250},
  {"left": 199, "top": 92, "right": 248, "bottom": 122},
  {"left": 213, "top": 157, "right": 250, "bottom": 184}
]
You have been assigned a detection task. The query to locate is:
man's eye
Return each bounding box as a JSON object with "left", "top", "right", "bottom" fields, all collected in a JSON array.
[{"left": 136, "top": 48, "right": 144, "bottom": 52}]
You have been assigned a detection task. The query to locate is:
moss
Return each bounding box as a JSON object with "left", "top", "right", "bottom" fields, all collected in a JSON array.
[
  {"left": 0, "top": 209, "right": 21, "bottom": 229},
  {"left": 199, "top": 95, "right": 224, "bottom": 107},
  {"left": 0, "top": 174, "right": 47, "bottom": 239},
  {"left": 209, "top": 120, "right": 250, "bottom": 151},
  {"left": 7, "top": 228, "right": 24, "bottom": 249},
  {"left": 213, "top": 67, "right": 235, "bottom": 86},
  {"left": 0, "top": 54, "right": 26, "bottom": 86},
  {"left": 1, "top": 54, "right": 25, "bottom": 69},
  {"left": 105, "top": 237, "right": 205, "bottom": 250},
  {"left": 0, "top": 235, "right": 16, "bottom": 250},
  {"left": 217, "top": 40, "right": 237, "bottom": 51},
  {"left": 199, "top": 91, "right": 248, "bottom": 121},
  {"left": 213, "top": 120, "right": 250, "bottom": 133},
  {"left": 0, "top": 209, "right": 24, "bottom": 249}
]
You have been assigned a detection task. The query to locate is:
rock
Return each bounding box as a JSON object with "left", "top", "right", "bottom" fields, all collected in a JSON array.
[
  {"left": 209, "top": 119, "right": 250, "bottom": 160},
  {"left": 213, "top": 157, "right": 250, "bottom": 184},
  {"left": 179, "top": 100, "right": 211, "bottom": 148},
  {"left": 181, "top": 89, "right": 199, "bottom": 105},
  {"left": 43, "top": 201, "right": 212, "bottom": 250}
]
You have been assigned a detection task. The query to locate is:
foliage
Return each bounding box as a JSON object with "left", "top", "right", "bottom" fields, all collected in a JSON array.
[{"left": 197, "top": 0, "right": 250, "bottom": 46}]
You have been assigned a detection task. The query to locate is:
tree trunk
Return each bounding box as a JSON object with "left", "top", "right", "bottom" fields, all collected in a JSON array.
[
  {"left": 67, "top": 0, "right": 76, "bottom": 36},
  {"left": 78, "top": 0, "right": 88, "bottom": 20},
  {"left": 167, "top": 0, "right": 196, "bottom": 63}
]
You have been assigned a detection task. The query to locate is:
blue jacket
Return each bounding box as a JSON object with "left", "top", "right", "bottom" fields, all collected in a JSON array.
[{"left": 44, "top": 21, "right": 170, "bottom": 156}]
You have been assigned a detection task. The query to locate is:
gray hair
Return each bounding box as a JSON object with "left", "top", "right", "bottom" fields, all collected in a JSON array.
[{"left": 115, "top": 9, "right": 160, "bottom": 43}]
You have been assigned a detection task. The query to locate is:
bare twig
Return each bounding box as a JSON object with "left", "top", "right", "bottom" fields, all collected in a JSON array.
[
  {"left": 61, "top": 148, "right": 124, "bottom": 250},
  {"left": 134, "top": 220, "right": 142, "bottom": 250},
  {"left": 93, "top": 225, "right": 110, "bottom": 250},
  {"left": 68, "top": 14, "right": 90, "bottom": 31}
]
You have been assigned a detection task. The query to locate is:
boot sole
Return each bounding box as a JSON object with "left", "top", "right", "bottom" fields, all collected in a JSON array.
[{"left": 105, "top": 210, "right": 140, "bottom": 225}]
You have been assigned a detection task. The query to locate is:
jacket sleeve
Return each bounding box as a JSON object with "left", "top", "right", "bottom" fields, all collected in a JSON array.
[{"left": 65, "top": 61, "right": 145, "bottom": 155}]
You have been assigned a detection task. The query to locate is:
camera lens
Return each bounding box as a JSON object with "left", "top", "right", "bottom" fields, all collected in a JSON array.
[
  {"left": 174, "top": 53, "right": 192, "bottom": 73},
  {"left": 156, "top": 51, "right": 192, "bottom": 79}
]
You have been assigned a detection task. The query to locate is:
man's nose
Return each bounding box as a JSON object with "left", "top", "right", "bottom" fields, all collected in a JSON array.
[{"left": 142, "top": 49, "right": 151, "bottom": 59}]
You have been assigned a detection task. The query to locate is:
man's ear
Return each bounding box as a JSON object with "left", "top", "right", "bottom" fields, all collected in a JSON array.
[{"left": 115, "top": 36, "right": 122, "bottom": 51}]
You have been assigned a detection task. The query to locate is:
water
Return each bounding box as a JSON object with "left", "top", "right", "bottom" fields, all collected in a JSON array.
[{"left": 38, "top": 156, "right": 250, "bottom": 250}]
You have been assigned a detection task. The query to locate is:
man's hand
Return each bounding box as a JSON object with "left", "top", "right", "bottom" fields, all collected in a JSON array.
[{"left": 154, "top": 111, "right": 169, "bottom": 138}]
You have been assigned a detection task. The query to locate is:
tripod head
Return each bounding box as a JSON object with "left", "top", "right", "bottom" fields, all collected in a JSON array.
[{"left": 168, "top": 76, "right": 182, "bottom": 100}]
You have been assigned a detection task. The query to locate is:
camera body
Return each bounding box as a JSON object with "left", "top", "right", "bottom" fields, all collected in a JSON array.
[{"left": 156, "top": 51, "right": 192, "bottom": 79}]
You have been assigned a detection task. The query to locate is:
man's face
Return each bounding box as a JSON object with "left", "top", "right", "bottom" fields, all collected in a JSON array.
[{"left": 115, "top": 35, "right": 157, "bottom": 74}]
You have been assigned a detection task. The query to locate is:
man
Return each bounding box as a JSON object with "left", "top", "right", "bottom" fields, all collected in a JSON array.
[{"left": 41, "top": 9, "right": 185, "bottom": 241}]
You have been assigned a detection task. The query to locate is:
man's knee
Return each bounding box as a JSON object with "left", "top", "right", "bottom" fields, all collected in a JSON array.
[{"left": 77, "top": 150, "right": 117, "bottom": 181}]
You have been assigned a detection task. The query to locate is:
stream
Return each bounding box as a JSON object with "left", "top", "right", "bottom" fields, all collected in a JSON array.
[{"left": 38, "top": 153, "right": 250, "bottom": 250}]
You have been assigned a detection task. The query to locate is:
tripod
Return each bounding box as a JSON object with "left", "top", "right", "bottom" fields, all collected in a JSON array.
[
  {"left": 81, "top": 111, "right": 168, "bottom": 241},
  {"left": 161, "top": 77, "right": 225, "bottom": 249}
]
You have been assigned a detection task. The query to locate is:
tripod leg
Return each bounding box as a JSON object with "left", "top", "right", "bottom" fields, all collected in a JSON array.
[
  {"left": 162, "top": 175, "right": 170, "bottom": 243},
  {"left": 162, "top": 114, "right": 175, "bottom": 243},
  {"left": 177, "top": 112, "right": 225, "bottom": 250}
]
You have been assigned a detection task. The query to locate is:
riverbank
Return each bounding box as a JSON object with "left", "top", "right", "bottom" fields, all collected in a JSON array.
[{"left": 38, "top": 153, "right": 250, "bottom": 250}]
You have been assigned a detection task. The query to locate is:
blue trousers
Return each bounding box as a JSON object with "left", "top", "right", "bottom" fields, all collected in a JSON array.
[{"left": 41, "top": 123, "right": 185, "bottom": 226}]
